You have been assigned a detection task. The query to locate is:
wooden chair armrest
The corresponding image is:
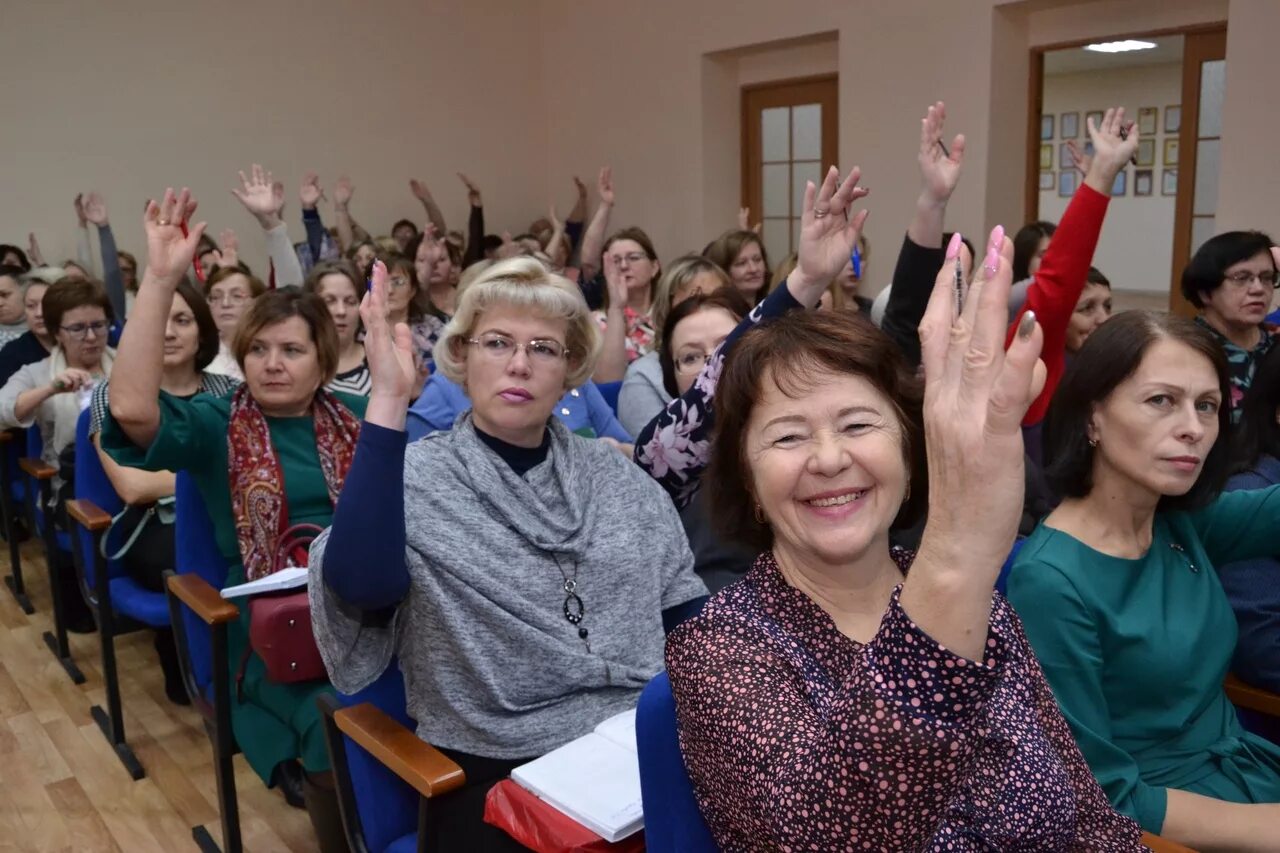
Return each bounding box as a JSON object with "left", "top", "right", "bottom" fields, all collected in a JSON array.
[
  {"left": 1141, "top": 831, "right": 1197, "bottom": 852},
  {"left": 166, "top": 573, "right": 239, "bottom": 626},
  {"left": 66, "top": 498, "right": 113, "bottom": 532},
  {"left": 19, "top": 457, "right": 57, "bottom": 480},
  {"left": 1224, "top": 673, "right": 1280, "bottom": 718},
  {"left": 333, "top": 702, "right": 466, "bottom": 799}
]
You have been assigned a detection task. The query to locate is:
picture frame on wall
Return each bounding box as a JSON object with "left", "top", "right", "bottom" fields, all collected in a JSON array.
[
  {"left": 1165, "top": 105, "right": 1181, "bottom": 134},
  {"left": 1058, "top": 170, "right": 1078, "bottom": 198},
  {"left": 1085, "top": 110, "right": 1104, "bottom": 130},
  {"left": 1040, "top": 171, "right": 1055, "bottom": 191},
  {"left": 1135, "top": 169, "right": 1153, "bottom": 197},
  {"left": 1138, "top": 107, "right": 1158, "bottom": 136},
  {"left": 1136, "top": 139, "right": 1156, "bottom": 167},
  {"left": 1059, "top": 142, "right": 1073, "bottom": 169},
  {"left": 1111, "top": 169, "right": 1128, "bottom": 197},
  {"left": 1041, "top": 114, "right": 1054, "bottom": 140},
  {"left": 1164, "top": 138, "right": 1180, "bottom": 166},
  {"left": 1040, "top": 143, "right": 1053, "bottom": 169},
  {"left": 1162, "top": 169, "right": 1178, "bottom": 196},
  {"left": 1061, "top": 112, "right": 1080, "bottom": 139}
]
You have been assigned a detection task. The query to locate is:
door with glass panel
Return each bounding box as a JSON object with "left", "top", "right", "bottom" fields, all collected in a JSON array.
[
  {"left": 742, "top": 75, "right": 838, "bottom": 269},
  {"left": 1170, "top": 28, "right": 1226, "bottom": 316}
]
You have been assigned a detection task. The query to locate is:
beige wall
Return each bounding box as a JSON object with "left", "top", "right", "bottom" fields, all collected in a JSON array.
[
  {"left": 4, "top": 0, "right": 1276, "bottom": 298},
  {"left": 0, "top": 0, "right": 549, "bottom": 274},
  {"left": 1038, "top": 62, "right": 1182, "bottom": 294}
]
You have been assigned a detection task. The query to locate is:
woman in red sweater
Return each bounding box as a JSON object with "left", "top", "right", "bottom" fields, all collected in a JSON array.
[{"left": 1008, "top": 106, "right": 1139, "bottom": 464}]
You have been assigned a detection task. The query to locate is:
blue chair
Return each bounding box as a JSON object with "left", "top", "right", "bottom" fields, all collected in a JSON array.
[
  {"left": 636, "top": 671, "right": 717, "bottom": 852},
  {"left": 0, "top": 428, "right": 33, "bottom": 613},
  {"left": 596, "top": 380, "right": 623, "bottom": 416},
  {"left": 65, "top": 407, "right": 171, "bottom": 779},
  {"left": 318, "top": 661, "right": 465, "bottom": 853},
  {"left": 164, "top": 472, "right": 244, "bottom": 853},
  {"left": 19, "top": 425, "right": 84, "bottom": 684}
]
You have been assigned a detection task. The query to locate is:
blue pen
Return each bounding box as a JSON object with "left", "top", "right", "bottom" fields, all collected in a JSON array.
[{"left": 850, "top": 246, "right": 862, "bottom": 280}]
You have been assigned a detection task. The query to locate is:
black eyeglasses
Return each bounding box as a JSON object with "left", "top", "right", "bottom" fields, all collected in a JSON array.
[{"left": 60, "top": 320, "right": 109, "bottom": 340}]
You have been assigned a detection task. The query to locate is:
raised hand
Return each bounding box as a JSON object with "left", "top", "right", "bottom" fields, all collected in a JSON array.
[
  {"left": 409, "top": 178, "right": 435, "bottom": 203},
  {"left": 573, "top": 175, "right": 588, "bottom": 201},
  {"left": 602, "top": 251, "right": 628, "bottom": 309},
  {"left": 737, "top": 207, "right": 762, "bottom": 234},
  {"left": 231, "top": 164, "right": 284, "bottom": 227},
  {"left": 299, "top": 172, "right": 324, "bottom": 210},
  {"left": 142, "top": 188, "right": 206, "bottom": 286},
  {"left": 457, "top": 173, "right": 482, "bottom": 207},
  {"left": 83, "top": 191, "right": 109, "bottom": 226},
  {"left": 1065, "top": 139, "right": 1092, "bottom": 176},
  {"left": 918, "top": 101, "right": 965, "bottom": 205},
  {"left": 597, "top": 166, "right": 615, "bottom": 207},
  {"left": 360, "top": 260, "right": 420, "bottom": 401},
  {"left": 74, "top": 194, "right": 88, "bottom": 228},
  {"left": 27, "top": 232, "right": 45, "bottom": 267},
  {"left": 333, "top": 175, "right": 354, "bottom": 209},
  {"left": 793, "top": 166, "right": 870, "bottom": 291},
  {"left": 1083, "top": 107, "right": 1138, "bottom": 194},
  {"left": 217, "top": 228, "right": 240, "bottom": 269}
]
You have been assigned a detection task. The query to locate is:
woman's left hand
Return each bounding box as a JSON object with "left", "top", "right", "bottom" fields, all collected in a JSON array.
[
  {"left": 790, "top": 166, "right": 869, "bottom": 305},
  {"left": 361, "top": 260, "right": 420, "bottom": 404}
]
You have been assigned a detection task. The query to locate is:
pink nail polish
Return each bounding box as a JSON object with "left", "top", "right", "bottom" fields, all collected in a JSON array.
[
  {"left": 990, "top": 224, "right": 1005, "bottom": 250},
  {"left": 984, "top": 244, "right": 999, "bottom": 274},
  {"left": 945, "top": 232, "right": 962, "bottom": 260}
]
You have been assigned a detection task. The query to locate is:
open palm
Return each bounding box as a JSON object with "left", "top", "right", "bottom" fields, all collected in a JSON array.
[
  {"left": 144, "top": 188, "right": 205, "bottom": 285},
  {"left": 794, "top": 166, "right": 870, "bottom": 285}
]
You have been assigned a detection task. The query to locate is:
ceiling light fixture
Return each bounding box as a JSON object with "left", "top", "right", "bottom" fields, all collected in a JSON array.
[{"left": 1083, "top": 40, "right": 1158, "bottom": 54}]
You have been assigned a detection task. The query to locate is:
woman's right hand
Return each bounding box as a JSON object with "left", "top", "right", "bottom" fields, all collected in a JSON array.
[
  {"left": 361, "top": 260, "right": 419, "bottom": 404},
  {"left": 1083, "top": 107, "right": 1139, "bottom": 195},
  {"left": 142, "top": 188, "right": 205, "bottom": 287},
  {"left": 50, "top": 368, "right": 94, "bottom": 394}
]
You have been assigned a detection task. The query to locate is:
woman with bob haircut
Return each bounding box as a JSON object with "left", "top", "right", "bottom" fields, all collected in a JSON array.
[
  {"left": 591, "top": 226, "right": 661, "bottom": 382},
  {"left": 309, "top": 255, "right": 707, "bottom": 850},
  {"left": 102, "top": 189, "right": 365, "bottom": 848},
  {"left": 667, "top": 202, "right": 1144, "bottom": 847},
  {"left": 1180, "top": 232, "right": 1280, "bottom": 420},
  {"left": 1008, "top": 310, "right": 1280, "bottom": 849}
]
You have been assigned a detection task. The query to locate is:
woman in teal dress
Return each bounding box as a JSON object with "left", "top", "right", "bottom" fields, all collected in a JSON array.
[
  {"left": 1008, "top": 310, "right": 1280, "bottom": 850},
  {"left": 100, "top": 189, "right": 361, "bottom": 853}
]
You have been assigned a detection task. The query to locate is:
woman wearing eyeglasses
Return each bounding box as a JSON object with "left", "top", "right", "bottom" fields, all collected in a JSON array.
[
  {"left": 309, "top": 256, "right": 707, "bottom": 849},
  {"left": 0, "top": 276, "right": 116, "bottom": 631},
  {"left": 1180, "top": 231, "right": 1280, "bottom": 422},
  {"left": 591, "top": 228, "right": 660, "bottom": 382},
  {"left": 204, "top": 266, "right": 267, "bottom": 380}
]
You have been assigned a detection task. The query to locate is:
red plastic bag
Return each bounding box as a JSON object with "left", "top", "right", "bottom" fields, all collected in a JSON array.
[{"left": 483, "top": 779, "right": 645, "bottom": 853}]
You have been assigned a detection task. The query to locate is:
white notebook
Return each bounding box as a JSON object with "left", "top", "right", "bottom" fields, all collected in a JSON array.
[
  {"left": 219, "top": 566, "right": 309, "bottom": 599},
  {"left": 510, "top": 708, "right": 643, "bottom": 842}
]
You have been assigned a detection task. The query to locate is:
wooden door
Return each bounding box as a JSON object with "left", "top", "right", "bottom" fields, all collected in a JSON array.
[{"left": 742, "top": 75, "right": 838, "bottom": 266}]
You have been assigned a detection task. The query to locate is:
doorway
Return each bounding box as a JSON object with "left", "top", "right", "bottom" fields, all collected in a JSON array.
[{"left": 741, "top": 75, "right": 838, "bottom": 267}]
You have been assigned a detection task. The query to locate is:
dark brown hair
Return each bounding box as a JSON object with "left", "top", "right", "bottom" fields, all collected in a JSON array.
[
  {"left": 173, "top": 278, "right": 221, "bottom": 372},
  {"left": 231, "top": 290, "right": 339, "bottom": 384},
  {"left": 204, "top": 266, "right": 267, "bottom": 299},
  {"left": 659, "top": 288, "right": 751, "bottom": 398},
  {"left": 707, "top": 310, "right": 927, "bottom": 552},
  {"left": 42, "top": 277, "right": 115, "bottom": 335},
  {"left": 1045, "top": 310, "right": 1231, "bottom": 509}
]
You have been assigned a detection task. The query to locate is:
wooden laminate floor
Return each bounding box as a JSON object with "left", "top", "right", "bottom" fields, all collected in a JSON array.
[{"left": 0, "top": 537, "right": 318, "bottom": 852}]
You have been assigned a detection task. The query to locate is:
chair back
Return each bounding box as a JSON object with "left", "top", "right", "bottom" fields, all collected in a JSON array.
[
  {"left": 635, "top": 671, "right": 717, "bottom": 852},
  {"left": 2, "top": 428, "right": 26, "bottom": 504},
  {"left": 175, "top": 471, "right": 228, "bottom": 693},
  {"left": 72, "top": 408, "right": 124, "bottom": 591},
  {"left": 596, "top": 380, "right": 623, "bottom": 415},
  {"left": 25, "top": 427, "right": 46, "bottom": 531}
]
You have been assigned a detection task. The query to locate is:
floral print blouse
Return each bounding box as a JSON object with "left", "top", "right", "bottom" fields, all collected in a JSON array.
[
  {"left": 666, "top": 550, "right": 1144, "bottom": 851},
  {"left": 633, "top": 284, "right": 800, "bottom": 508},
  {"left": 1194, "top": 316, "right": 1276, "bottom": 423},
  {"left": 592, "top": 306, "right": 656, "bottom": 363}
]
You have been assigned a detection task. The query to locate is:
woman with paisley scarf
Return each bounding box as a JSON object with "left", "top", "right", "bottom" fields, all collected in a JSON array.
[{"left": 101, "top": 188, "right": 364, "bottom": 851}]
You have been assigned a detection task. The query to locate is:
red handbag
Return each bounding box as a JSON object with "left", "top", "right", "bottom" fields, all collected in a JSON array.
[{"left": 235, "top": 524, "right": 327, "bottom": 696}]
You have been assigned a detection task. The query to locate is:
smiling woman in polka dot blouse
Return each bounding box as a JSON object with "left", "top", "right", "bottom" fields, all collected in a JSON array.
[{"left": 666, "top": 196, "right": 1143, "bottom": 850}]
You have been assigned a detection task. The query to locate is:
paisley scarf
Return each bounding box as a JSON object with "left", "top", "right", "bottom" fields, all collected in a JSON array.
[{"left": 227, "top": 385, "right": 361, "bottom": 580}]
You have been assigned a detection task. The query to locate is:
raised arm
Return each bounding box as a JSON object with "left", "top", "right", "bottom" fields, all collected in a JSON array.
[
  {"left": 74, "top": 193, "right": 97, "bottom": 275},
  {"left": 634, "top": 166, "right": 871, "bottom": 505},
  {"left": 332, "top": 175, "right": 365, "bottom": 251},
  {"left": 232, "top": 164, "right": 304, "bottom": 288},
  {"left": 459, "top": 173, "right": 486, "bottom": 267},
  {"left": 109, "top": 188, "right": 206, "bottom": 449},
  {"left": 83, "top": 192, "right": 127, "bottom": 322},
  {"left": 299, "top": 172, "right": 327, "bottom": 265},
  {"left": 883, "top": 102, "right": 966, "bottom": 367},
  {"left": 578, "top": 166, "right": 615, "bottom": 283},
  {"left": 591, "top": 254, "right": 630, "bottom": 383},
  {"left": 409, "top": 178, "right": 447, "bottom": 236}
]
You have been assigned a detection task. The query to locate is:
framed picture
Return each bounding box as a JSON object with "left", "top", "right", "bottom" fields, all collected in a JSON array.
[
  {"left": 1059, "top": 142, "right": 1073, "bottom": 169},
  {"left": 1162, "top": 169, "right": 1178, "bottom": 196},
  {"left": 1040, "top": 114, "right": 1055, "bottom": 140},
  {"left": 1111, "top": 169, "right": 1128, "bottom": 197},
  {"left": 1135, "top": 169, "right": 1154, "bottom": 197},
  {"left": 1058, "top": 170, "right": 1079, "bottom": 198},
  {"left": 1085, "top": 110, "right": 1104, "bottom": 130},
  {"left": 1164, "top": 138, "right": 1180, "bottom": 166},
  {"left": 1061, "top": 112, "right": 1080, "bottom": 139},
  {"left": 1040, "top": 143, "right": 1053, "bottom": 170},
  {"left": 1164, "top": 105, "right": 1181, "bottom": 134},
  {"left": 1039, "top": 171, "right": 1055, "bottom": 191},
  {"left": 1136, "top": 138, "right": 1156, "bottom": 167},
  {"left": 1138, "top": 107, "right": 1158, "bottom": 136}
]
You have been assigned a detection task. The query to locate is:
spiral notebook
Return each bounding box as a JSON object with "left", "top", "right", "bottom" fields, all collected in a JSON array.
[{"left": 509, "top": 709, "right": 643, "bottom": 842}]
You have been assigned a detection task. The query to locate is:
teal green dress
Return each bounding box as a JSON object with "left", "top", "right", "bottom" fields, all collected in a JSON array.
[
  {"left": 100, "top": 389, "right": 367, "bottom": 784},
  {"left": 1008, "top": 488, "right": 1280, "bottom": 833}
]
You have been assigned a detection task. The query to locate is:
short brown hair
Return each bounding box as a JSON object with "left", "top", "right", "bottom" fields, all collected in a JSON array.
[
  {"left": 231, "top": 290, "right": 340, "bottom": 384},
  {"left": 204, "top": 266, "right": 266, "bottom": 299},
  {"left": 602, "top": 227, "right": 661, "bottom": 308},
  {"left": 42, "top": 277, "right": 115, "bottom": 335},
  {"left": 707, "top": 310, "right": 926, "bottom": 552},
  {"left": 703, "top": 230, "right": 771, "bottom": 303}
]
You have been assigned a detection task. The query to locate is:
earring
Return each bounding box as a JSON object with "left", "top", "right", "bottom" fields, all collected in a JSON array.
[
  {"left": 1088, "top": 437, "right": 1098, "bottom": 449},
  {"left": 753, "top": 503, "right": 766, "bottom": 524}
]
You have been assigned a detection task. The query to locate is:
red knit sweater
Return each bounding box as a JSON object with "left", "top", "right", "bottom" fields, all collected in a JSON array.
[{"left": 1007, "top": 184, "right": 1111, "bottom": 425}]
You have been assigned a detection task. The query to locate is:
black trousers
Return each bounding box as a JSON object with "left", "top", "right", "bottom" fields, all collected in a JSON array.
[{"left": 424, "top": 748, "right": 535, "bottom": 852}]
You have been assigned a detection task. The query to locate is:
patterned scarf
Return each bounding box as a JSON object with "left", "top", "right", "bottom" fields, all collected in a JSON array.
[{"left": 227, "top": 385, "right": 361, "bottom": 580}]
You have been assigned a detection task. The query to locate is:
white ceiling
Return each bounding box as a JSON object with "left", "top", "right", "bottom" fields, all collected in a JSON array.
[{"left": 1044, "top": 35, "right": 1184, "bottom": 74}]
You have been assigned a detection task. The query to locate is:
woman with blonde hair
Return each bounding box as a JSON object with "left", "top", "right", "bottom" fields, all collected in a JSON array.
[{"left": 310, "top": 256, "right": 706, "bottom": 849}]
